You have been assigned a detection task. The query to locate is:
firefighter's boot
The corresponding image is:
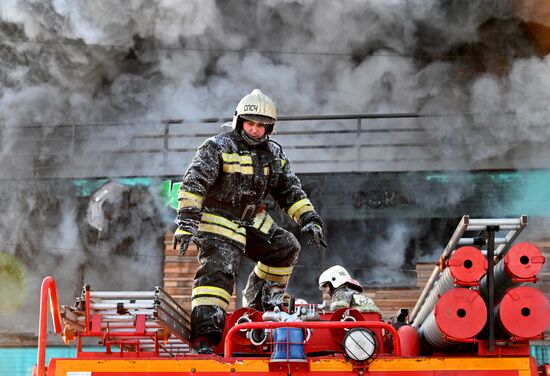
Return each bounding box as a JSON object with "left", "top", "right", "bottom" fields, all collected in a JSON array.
[
  {"left": 192, "top": 337, "right": 214, "bottom": 354},
  {"left": 242, "top": 272, "right": 286, "bottom": 311}
]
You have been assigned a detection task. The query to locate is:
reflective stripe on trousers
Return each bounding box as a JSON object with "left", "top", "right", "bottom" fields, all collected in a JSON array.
[
  {"left": 254, "top": 261, "right": 293, "bottom": 284},
  {"left": 192, "top": 285, "right": 231, "bottom": 311},
  {"left": 198, "top": 212, "right": 247, "bottom": 245}
]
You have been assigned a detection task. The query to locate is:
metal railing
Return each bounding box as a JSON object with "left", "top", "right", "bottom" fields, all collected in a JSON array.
[{"left": 2, "top": 112, "right": 549, "bottom": 178}]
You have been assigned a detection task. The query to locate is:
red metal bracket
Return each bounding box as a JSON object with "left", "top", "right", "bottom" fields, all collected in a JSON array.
[
  {"left": 136, "top": 314, "right": 146, "bottom": 336},
  {"left": 511, "top": 276, "right": 537, "bottom": 283},
  {"left": 443, "top": 334, "right": 477, "bottom": 343},
  {"left": 91, "top": 314, "right": 102, "bottom": 335},
  {"left": 268, "top": 360, "right": 310, "bottom": 373}
]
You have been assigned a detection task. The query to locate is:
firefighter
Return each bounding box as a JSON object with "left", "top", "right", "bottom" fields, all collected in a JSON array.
[
  {"left": 173, "top": 89, "right": 327, "bottom": 354},
  {"left": 318, "top": 265, "right": 380, "bottom": 314}
]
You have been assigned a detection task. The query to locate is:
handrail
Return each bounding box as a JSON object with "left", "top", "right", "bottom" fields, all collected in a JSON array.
[
  {"left": 11, "top": 111, "right": 460, "bottom": 129},
  {"left": 224, "top": 320, "right": 400, "bottom": 358},
  {"left": 35, "top": 276, "right": 62, "bottom": 376}
]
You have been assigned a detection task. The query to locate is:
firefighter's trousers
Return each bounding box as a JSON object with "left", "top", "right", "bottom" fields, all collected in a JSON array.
[{"left": 190, "top": 226, "right": 300, "bottom": 345}]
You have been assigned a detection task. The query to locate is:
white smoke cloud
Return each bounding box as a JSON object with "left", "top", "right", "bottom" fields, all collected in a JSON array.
[
  {"left": 1, "top": 1, "right": 547, "bottom": 157},
  {"left": 1, "top": 0, "right": 549, "bottom": 328}
]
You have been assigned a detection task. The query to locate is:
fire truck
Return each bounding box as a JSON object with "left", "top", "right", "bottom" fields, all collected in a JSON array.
[{"left": 33, "top": 216, "right": 549, "bottom": 375}]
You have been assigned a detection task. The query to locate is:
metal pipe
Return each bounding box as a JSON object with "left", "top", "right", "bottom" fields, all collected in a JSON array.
[
  {"left": 140, "top": 343, "right": 188, "bottom": 348},
  {"left": 467, "top": 218, "right": 523, "bottom": 226},
  {"left": 75, "top": 314, "right": 154, "bottom": 322},
  {"left": 36, "top": 276, "right": 62, "bottom": 376},
  {"left": 79, "top": 332, "right": 159, "bottom": 339},
  {"left": 85, "top": 309, "right": 155, "bottom": 316},
  {"left": 84, "top": 322, "right": 162, "bottom": 329},
  {"left": 494, "top": 215, "right": 528, "bottom": 261},
  {"left": 224, "top": 321, "right": 400, "bottom": 358},
  {"left": 410, "top": 216, "right": 470, "bottom": 323},
  {"left": 139, "top": 338, "right": 183, "bottom": 344},
  {"left": 12, "top": 110, "right": 516, "bottom": 129},
  {"left": 409, "top": 266, "right": 439, "bottom": 324},
  {"left": 85, "top": 286, "right": 91, "bottom": 333},
  {"left": 487, "top": 225, "right": 496, "bottom": 352},
  {"left": 356, "top": 118, "right": 362, "bottom": 170},
  {"left": 89, "top": 291, "right": 157, "bottom": 299},
  {"left": 412, "top": 268, "right": 455, "bottom": 328},
  {"left": 106, "top": 327, "right": 163, "bottom": 333},
  {"left": 90, "top": 303, "right": 155, "bottom": 310},
  {"left": 466, "top": 225, "right": 519, "bottom": 231},
  {"left": 165, "top": 112, "right": 436, "bottom": 126},
  {"left": 90, "top": 299, "right": 155, "bottom": 305},
  {"left": 458, "top": 238, "right": 507, "bottom": 245}
]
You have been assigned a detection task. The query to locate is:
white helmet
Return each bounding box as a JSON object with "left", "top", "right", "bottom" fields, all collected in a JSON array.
[
  {"left": 231, "top": 89, "right": 277, "bottom": 134},
  {"left": 318, "top": 265, "right": 363, "bottom": 291}
]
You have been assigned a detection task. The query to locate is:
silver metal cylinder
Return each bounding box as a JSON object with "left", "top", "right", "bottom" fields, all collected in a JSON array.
[
  {"left": 88, "top": 309, "right": 155, "bottom": 316},
  {"left": 90, "top": 303, "right": 155, "bottom": 310},
  {"left": 479, "top": 257, "right": 511, "bottom": 301},
  {"left": 412, "top": 268, "right": 454, "bottom": 328},
  {"left": 418, "top": 289, "right": 487, "bottom": 350},
  {"left": 89, "top": 291, "right": 157, "bottom": 299},
  {"left": 458, "top": 238, "right": 507, "bottom": 245},
  {"left": 418, "top": 312, "right": 451, "bottom": 349},
  {"left": 75, "top": 314, "right": 154, "bottom": 322}
]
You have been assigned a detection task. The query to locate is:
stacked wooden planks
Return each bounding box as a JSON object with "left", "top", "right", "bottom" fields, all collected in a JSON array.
[{"left": 363, "top": 263, "right": 432, "bottom": 321}]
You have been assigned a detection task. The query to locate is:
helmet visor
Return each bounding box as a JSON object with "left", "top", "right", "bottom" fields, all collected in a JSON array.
[{"left": 240, "top": 114, "right": 275, "bottom": 125}]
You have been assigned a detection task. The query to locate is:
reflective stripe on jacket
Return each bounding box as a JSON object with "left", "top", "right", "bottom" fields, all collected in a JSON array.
[
  {"left": 176, "top": 130, "right": 322, "bottom": 240},
  {"left": 330, "top": 286, "right": 381, "bottom": 314}
]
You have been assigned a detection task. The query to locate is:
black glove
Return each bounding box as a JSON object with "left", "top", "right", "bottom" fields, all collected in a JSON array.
[
  {"left": 301, "top": 222, "right": 327, "bottom": 248},
  {"left": 173, "top": 228, "right": 193, "bottom": 256}
]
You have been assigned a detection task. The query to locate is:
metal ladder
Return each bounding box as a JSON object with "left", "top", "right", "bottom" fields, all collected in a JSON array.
[
  {"left": 410, "top": 215, "right": 528, "bottom": 326},
  {"left": 61, "top": 285, "right": 192, "bottom": 356}
]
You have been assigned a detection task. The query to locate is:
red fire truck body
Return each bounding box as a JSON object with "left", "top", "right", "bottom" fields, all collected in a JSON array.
[{"left": 33, "top": 217, "right": 549, "bottom": 376}]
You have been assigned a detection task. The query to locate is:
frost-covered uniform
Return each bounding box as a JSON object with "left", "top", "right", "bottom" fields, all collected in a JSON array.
[
  {"left": 176, "top": 128, "right": 323, "bottom": 344},
  {"left": 330, "top": 284, "right": 381, "bottom": 314}
]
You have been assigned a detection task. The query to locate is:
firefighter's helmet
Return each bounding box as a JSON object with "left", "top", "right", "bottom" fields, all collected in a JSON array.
[
  {"left": 318, "top": 265, "right": 363, "bottom": 291},
  {"left": 232, "top": 89, "right": 277, "bottom": 134}
]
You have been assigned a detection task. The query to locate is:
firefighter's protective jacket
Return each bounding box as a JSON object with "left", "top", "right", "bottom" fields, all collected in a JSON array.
[
  {"left": 176, "top": 129, "right": 323, "bottom": 247},
  {"left": 330, "top": 285, "right": 381, "bottom": 314}
]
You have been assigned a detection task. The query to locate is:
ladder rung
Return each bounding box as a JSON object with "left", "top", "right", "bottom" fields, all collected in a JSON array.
[
  {"left": 466, "top": 225, "right": 520, "bottom": 231},
  {"left": 468, "top": 218, "right": 523, "bottom": 226},
  {"left": 90, "top": 303, "right": 155, "bottom": 310},
  {"left": 458, "top": 238, "right": 508, "bottom": 245},
  {"left": 90, "top": 291, "right": 157, "bottom": 299},
  {"left": 91, "top": 299, "right": 155, "bottom": 305}
]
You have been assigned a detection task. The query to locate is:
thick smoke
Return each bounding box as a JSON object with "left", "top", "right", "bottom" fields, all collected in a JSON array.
[
  {"left": 0, "top": 180, "right": 168, "bottom": 332},
  {"left": 1, "top": 0, "right": 549, "bottom": 328},
  {"left": 1, "top": 0, "right": 548, "bottom": 171}
]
